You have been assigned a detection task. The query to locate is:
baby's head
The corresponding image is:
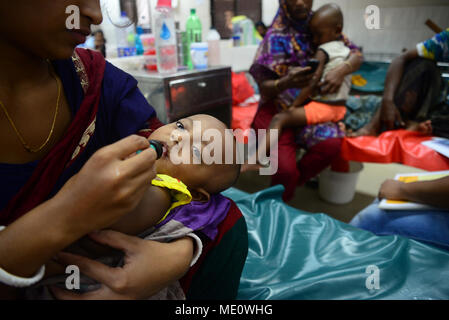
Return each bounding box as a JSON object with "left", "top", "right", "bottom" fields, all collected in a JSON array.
[
  {"left": 149, "top": 114, "right": 241, "bottom": 201},
  {"left": 310, "top": 3, "right": 344, "bottom": 46}
]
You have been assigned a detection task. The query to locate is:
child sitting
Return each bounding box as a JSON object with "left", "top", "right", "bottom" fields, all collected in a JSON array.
[
  {"left": 26, "top": 114, "right": 241, "bottom": 300},
  {"left": 259, "top": 4, "right": 351, "bottom": 157}
]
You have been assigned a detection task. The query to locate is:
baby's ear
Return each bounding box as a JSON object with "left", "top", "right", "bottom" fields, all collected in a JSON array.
[
  {"left": 336, "top": 24, "right": 343, "bottom": 34},
  {"left": 190, "top": 188, "right": 211, "bottom": 202}
]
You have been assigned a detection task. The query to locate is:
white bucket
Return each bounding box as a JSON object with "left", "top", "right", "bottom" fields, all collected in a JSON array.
[{"left": 319, "top": 162, "right": 364, "bottom": 205}]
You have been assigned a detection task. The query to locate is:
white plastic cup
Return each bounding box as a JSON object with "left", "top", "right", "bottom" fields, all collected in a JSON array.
[
  {"left": 190, "top": 42, "right": 209, "bottom": 70},
  {"left": 318, "top": 162, "right": 364, "bottom": 205}
]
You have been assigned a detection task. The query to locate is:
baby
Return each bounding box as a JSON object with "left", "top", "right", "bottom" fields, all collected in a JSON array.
[
  {"left": 259, "top": 4, "right": 351, "bottom": 157},
  {"left": 27, "top": 114, "right": 241, "bottom": 300}
]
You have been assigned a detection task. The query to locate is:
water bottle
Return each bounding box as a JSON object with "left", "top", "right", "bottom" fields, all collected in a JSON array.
[
  {"left": 154, "top": 0, "right": 178, "bottom": 74},
  {"left": 207, "top": 28, "right": 221, "bottom": 67},
  {"left": 185, "top": 8, "right": 202, "bottom": 70},
  {"left": 135, "top": 26, "right": 145, "bottom": 55},
  {"left": 116, "top": 12, "right": 136, "bottom": 57}
]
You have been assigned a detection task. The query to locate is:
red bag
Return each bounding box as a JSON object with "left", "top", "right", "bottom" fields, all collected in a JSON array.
[
  {"left": 341, "top": 130, "right": 449, "bottom": 171},
  {"left": 232, "top": 72, "right": 255, "bottom": 105}
]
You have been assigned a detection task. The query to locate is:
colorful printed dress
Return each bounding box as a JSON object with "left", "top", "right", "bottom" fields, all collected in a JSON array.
[{"left": 417, "top": 28, "right": 449, "bottom": 62}]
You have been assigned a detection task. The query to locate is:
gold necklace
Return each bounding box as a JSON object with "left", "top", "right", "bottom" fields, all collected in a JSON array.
[{"left": 0, "top": 62, "right": 61, "bottom": 153}]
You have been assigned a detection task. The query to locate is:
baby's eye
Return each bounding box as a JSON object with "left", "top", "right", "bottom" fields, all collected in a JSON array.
[{"left": 176, "top": 121, "right": 185, "bottom": 130}]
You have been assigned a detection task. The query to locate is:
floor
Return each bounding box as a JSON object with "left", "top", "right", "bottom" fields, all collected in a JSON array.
[{"left": 233, "top": 162, "right": 427, "bottom": 223}]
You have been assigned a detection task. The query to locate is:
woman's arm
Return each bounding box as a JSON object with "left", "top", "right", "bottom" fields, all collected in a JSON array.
[
  {"left": 292, "top": 50, "right": 328, "bottom": 107},
  {"left": 319, "top": 51, "right": 363, "bottom": 94},
  {"left": 259, "top": 66, "right": 313, "bottom": 101},
  {"left": 0, "top": 135, "right": 156, "bottom": 290},
  {"left": 378, "top": 176, "right": 449, "bottom": 210}
]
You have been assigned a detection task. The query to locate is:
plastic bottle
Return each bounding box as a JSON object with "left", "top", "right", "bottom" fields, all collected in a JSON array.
[
  {"left": 135, "top": 26, "right": 145, "bottom": 55},
  {"left": 116, "top": 12, "right": 137, "bottom": 57},
  {"left": 154, "top": 0, "right": 178, "bottom": 74},
  {"left": 207, "top": 28, "right": 221, "bottom": 67},
  {"left": 185, "top": 9, "right": 202, "bottom": 70}
]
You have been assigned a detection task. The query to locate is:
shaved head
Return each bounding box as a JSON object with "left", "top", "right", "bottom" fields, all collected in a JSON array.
[{"left": 312, "top": 3, "right": 344, "bottom": 29}]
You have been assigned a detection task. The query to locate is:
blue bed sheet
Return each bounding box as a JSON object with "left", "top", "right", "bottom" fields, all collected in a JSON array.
[{"left": 223, "top": 186, "right": 449, "bottom": 300}]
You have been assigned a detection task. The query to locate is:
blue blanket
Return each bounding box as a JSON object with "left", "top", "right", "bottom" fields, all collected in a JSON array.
[{"left": 223, "top": 186, "right": 449, "bottom": 300}]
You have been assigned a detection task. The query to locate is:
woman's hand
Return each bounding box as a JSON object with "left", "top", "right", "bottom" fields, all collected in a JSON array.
[
  {"left": 50, "top": 230, "right": 194, "bottom": 300},
  {"left": 285, "top": 66, "right": 314, "bottom": 89},
  {"left": 319, "top": 66, "right": 346, "bottom": 94},
  {"left": 380, "top": 99, "right": 405, "bottom": 131},
  {"left": 378, "top": 180, "right": 407, "bottom": 201},
  {"left": 57, "top": 135, "right": 157, "bottom": 235}
]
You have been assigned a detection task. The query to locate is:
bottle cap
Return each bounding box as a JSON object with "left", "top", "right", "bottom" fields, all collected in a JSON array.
[
  {"left": 157, "top": 0, "right": 172, "bottom": 8},
  {"left": 191, "top": 8, "right": 196, "bottom": 14},
  {"left": 149, "top": 140, "right": 164, "bottom": 159}
]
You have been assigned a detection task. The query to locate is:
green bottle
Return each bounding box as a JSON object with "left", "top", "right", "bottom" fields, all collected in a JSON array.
[{"left": 185, "top": 8, "right": 202, "bottom": 69}]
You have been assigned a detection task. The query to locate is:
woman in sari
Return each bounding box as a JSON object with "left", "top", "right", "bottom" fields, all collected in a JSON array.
[
  {"left": 0, "top": 0, "right": 247, "bottom": 300},
  {"left": 249, "top": 0, "right": 363, "bottom": 201}
]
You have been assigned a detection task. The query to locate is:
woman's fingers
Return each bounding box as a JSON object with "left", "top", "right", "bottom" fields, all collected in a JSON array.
[
  {"left": 120, "top": 147, "right": 157, "bottom": 179},
  {"left": 50, "top": 285, "right": 123, "bottom": 300},
  {"left": 55, "top": 251, "right": 122, "bottom": 288},
  {"left": 108, "top": 135, "right": 150, "bottom": 160}
]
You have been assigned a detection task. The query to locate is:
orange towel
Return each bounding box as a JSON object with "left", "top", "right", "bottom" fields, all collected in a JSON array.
[{"left": 304, "top": 101, "right": 347, "bottom": 125}]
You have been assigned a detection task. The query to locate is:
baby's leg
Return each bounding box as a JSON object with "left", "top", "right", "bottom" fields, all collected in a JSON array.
[{"left": 265, "top": 108, "right": 307, "bottom": 155}]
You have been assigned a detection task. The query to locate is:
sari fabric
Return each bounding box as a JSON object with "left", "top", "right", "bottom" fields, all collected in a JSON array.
[{"left": 0, "top": 48, "right": 159, "bottom": 225}]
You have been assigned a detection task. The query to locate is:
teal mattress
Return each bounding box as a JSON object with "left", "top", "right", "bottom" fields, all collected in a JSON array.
[{"left": 222, "top": 186, "right": 449, "bottom": 300}]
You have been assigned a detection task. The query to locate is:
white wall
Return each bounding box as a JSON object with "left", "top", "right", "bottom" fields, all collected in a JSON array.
[{"left": 261, "top": 0, "right": 449, "bottom": 59}]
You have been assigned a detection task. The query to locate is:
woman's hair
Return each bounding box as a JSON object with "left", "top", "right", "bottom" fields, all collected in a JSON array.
[
  {"left": 93, "top": 30, "right": 106, "bottom": 43},
  {"left": 256, "top": 21, "right": 267, "bottom": 30}
]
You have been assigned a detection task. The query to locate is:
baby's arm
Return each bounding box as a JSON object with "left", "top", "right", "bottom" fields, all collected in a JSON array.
[{"left": 292, "top": 50, "right": 328, "bottom": 108}]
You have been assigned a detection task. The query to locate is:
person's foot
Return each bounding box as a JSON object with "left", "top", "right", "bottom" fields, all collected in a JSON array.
[
  {"left": 338, "top": 121, "right": 346, "bottom": 132},
  {"left": 346, "top": 123, "right": 378, "bottom": 137},
  {"left": 407, "top": 120, "right": 433, "bottom": 135}
]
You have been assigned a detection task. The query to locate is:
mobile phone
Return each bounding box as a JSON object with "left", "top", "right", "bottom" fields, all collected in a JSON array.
[{"left": 305, "top": 59, "right": 320, "bottom": 74}]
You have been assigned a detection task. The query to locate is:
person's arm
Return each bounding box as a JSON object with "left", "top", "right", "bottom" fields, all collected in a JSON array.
[
  {"left": 319, "top": 34, "right": 364, "bottom": 94},
  {"left": 0, "top": 135, "right": 156, "bottom": 294},
  {"left": 319, "top": 51, "right": 363, "bottom": 94},
  {"left": 49, "top": 230, "right": 195, "bottom": 300},
  {"left": 379, "top": 49, "right": 419, "bottom": 130},
  {"left": 292, "top": 50, "right": 328, "bottom": 108},
  {"left": 378, "top": 176, "right": 449, "bottom": 209},
  {"left": 259, "top": 66, "right": 313, "bottom": 101}
]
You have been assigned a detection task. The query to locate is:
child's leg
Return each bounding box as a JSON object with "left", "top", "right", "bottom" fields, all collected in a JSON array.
[{"left": 263, "top": 108, "right": 308, "bottom": 157}]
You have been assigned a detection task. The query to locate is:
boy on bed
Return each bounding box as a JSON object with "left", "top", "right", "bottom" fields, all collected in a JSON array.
[
  {"left": 26, "top": 114, "right": 241, "bottom": 300},
  {"left": 260, "top": 4, "right": 352, "bottom": 156}
]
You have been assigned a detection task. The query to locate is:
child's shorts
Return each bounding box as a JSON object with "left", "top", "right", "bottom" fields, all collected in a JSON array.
[{"left": 304, "top": 101, "right": 347, "bottom": 125}]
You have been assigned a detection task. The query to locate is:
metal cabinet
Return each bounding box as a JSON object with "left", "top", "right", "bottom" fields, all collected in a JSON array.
[{"left": 129, "top": 67, "right": 232, "bottom": 126}]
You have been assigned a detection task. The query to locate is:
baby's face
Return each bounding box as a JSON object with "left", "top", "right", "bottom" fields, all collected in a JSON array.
[{"left": 149, "top": 114, "right": 235, "bottom": 192}]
